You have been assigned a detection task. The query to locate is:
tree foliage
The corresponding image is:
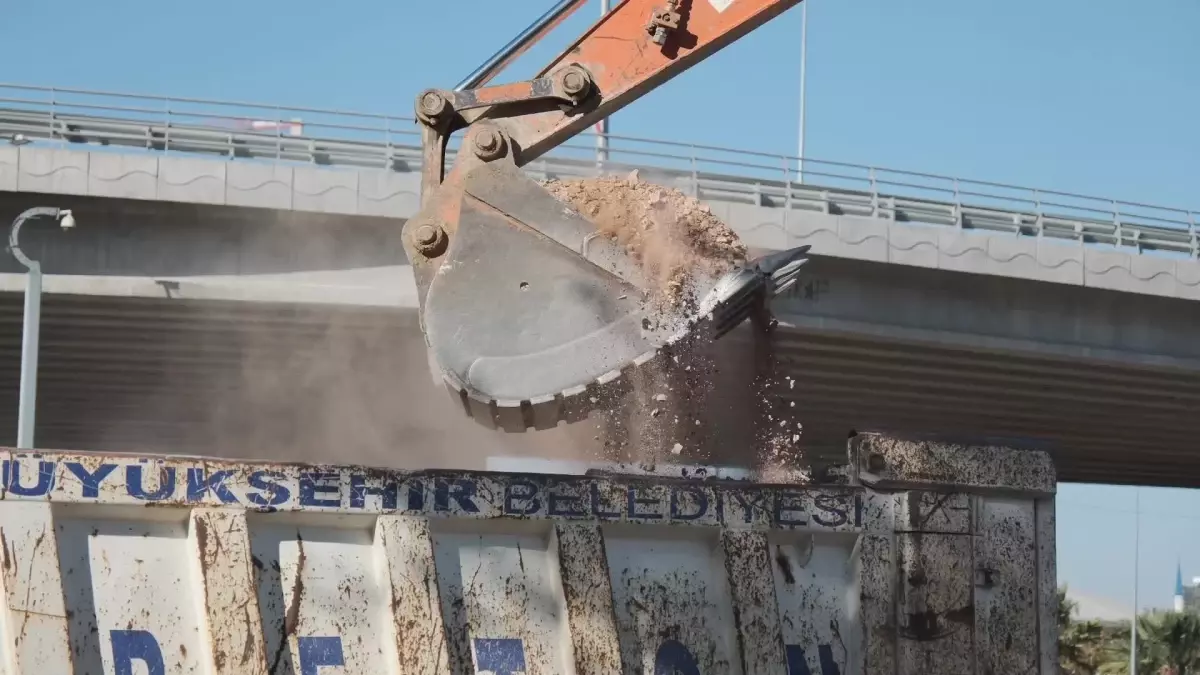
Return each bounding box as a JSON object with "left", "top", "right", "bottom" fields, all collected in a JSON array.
[
  {"left": 1138, "top": 611, "right": 1200, "bottom": 675},
  {"left": 1058, "top": 585, "right": 1200, "bottom": 675}
]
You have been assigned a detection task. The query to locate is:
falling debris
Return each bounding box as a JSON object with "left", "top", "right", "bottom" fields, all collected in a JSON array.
[{"left": 535, "top": 174, "right": 812, "bottom": 483}]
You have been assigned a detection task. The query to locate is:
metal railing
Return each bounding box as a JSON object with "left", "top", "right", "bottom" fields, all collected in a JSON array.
[{"left": 1, "top": 82, "right": 1196, "bottom": 258}]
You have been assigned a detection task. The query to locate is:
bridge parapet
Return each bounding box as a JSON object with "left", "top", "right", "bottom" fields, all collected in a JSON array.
[
  {"left": 2, "top": 83, "right": 1196, "bottom": 255},
  {"left": 1, "top": 82, "right": 1199, "bottom": 302}
]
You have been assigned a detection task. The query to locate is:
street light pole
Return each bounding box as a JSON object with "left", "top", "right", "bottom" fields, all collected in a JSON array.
[
  {"left": 596, "top": 0, "right": 611, "bottom": 164},
  {"left": 8, "top": 206, "right": 75, "bottom": 449},
  {"left": 1130, "top": 486, "right": 1141, "bottom": 675},
  {"left": 797, "top": 0, "right": 808, "bottom": 183}
]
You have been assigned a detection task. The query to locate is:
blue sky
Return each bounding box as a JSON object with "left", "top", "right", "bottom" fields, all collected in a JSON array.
[{"left": 5, "top": 0, "right": 1200, "bottom": 612}]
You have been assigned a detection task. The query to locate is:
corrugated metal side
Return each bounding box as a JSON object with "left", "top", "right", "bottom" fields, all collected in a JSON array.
[
  {"left": 0, "top": 285, "right": 1186, "bottom": 487},
  {"left": 0, "top": 446, "right": 1056, "bottom": 674}
]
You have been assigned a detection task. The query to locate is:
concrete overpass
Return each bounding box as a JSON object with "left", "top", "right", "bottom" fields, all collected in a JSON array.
[{"left": 0, "top": 83, "right": 1198, "bottom": 486}]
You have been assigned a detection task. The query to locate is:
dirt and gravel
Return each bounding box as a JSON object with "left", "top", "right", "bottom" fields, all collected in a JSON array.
[{"left": 542, "top": 171, "right": 747, "bottom": 309}]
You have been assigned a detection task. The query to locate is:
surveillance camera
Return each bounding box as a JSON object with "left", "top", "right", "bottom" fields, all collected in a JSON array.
[{"left": 59, "top": 211, "right": 75, "bottom": 230}]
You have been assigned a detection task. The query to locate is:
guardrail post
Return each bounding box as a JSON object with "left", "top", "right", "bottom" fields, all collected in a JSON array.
[
  {"left": 782, "top": 156, "right": 791, "bottom": 210},
  {"left": 689, "top": 146, "right": 699, "bottom": 198},
  {"left": 48, "top": 87, "right": 56, "bottom": 140},
  {"left": 1033, "top": 189, "right": 1044, "bottom": 233},
  {"left": 1190, "top": 212, "right": 1198, "bottom": 259},
  {"left": 274, "top": 105, "right": 283, "bottom": 161},
  {"left": 1113, "top": 200, "right": 1122, "bottom": 248},
  {"left": 164, "top": 98, "right": 171, "bottom": 154},
  {"left": 385, "top": 116, "right": 394, "bottom": 169},
  {"left": 953, "top": 178, "right": 963, "bottom": 228},
  {"left": 869, "top": 167, "right": 879, "bottom": 218}
]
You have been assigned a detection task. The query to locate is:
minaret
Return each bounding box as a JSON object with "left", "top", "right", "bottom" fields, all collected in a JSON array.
[{"left": 1176, "top": 561, "right": 1186, "bottom": 612}]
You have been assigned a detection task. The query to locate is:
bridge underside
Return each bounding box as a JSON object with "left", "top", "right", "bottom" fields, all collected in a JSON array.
[
  {"left": 1, "top": 189, "right": 1198, "bottom": 486},
  {"left": 2, "top": 280, "right": 1197, "bottom": 487}
]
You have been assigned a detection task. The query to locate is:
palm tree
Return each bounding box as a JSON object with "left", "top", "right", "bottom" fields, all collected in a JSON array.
[
  {"left": 1061, "top": 587, "right": 1090, "bottom": 673},
  {"left": 1064, "top": 620, "right": 1112, "bottom": 674},
  {"left": 1097, "top": 612, "right": 1200, "bottom": 675},
  {"left": 1138, "top": 611, "right": 1200, "bottom": 675},
  {"left": 1094, "top": 621, "right": 1151, "bottom": 675},
  {"left": 1057, "top": 586, "right": 1155, "bottom": 675},
  {"left": 1060, "top": 586, "right": 1128, "bottom": 674}
]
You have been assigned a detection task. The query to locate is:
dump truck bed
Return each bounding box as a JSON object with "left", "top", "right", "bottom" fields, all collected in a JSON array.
[{"left": 0, "top": 437, "right": 1057, "bottom": 674}]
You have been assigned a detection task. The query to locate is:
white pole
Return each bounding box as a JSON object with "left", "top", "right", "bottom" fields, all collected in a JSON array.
[
  {"left": 797, "top": 0, "right": 808, "bottom": 183},
  {"left": 1130, "top": 487, "right": 1140, "bottom": 675},
  {"left": 17, "top": 264, "right": 41, "bottom": 449},
  {"left": 596, "top": 0, "right": 611, "bottom": 164}
]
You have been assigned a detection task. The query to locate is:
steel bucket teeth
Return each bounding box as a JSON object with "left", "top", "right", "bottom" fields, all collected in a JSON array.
[{"left": 442, "top": 348, "right": 664, "bottom": 432}]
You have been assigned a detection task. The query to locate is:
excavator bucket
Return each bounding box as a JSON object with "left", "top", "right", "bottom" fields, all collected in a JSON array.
[
  {"left": 401, "top": 0, "right": 813, "bottom": 431},
  {"left": 410, "top": 158, "right": 809, "bottom": 432}
]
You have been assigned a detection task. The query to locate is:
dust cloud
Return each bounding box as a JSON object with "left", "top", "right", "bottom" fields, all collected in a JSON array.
[
  {"left": 100, "top": 179, "right": 812, "bottom": 479},
  {"left": 201, "top": 309, "right": 607, "bottom": 470},
  {"left": 89, "top": 208, "right": 607, "bottom": 471}
]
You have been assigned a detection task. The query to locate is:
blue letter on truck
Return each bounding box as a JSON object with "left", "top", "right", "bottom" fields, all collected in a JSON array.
[
  {"left": 111, "top": 630, "right": 165, "bottom": 675},
  {"left": 299, "top": 636, "right": 345, "bottom": 674},
  {"left": 474, "top": 638, "right": 526, "bottom": 675}
]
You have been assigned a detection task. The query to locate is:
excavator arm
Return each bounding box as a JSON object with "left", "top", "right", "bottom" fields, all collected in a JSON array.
[{"left": 405, "top": 0, "right": 810, "bottom": 432}]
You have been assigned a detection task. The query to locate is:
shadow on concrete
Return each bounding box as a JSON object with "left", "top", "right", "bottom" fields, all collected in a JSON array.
[{"left": 0, "top": 191, "right": 407, "bottom": 277}]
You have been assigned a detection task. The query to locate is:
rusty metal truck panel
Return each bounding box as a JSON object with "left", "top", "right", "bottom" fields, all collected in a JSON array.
[{"left": 0, "top": 440, "right": 1057, "bottom": 674}]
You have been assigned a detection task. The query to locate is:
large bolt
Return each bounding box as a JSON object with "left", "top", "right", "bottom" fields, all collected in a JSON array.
[
  {"left": 416, "top": 90, "right": 450, "bottom": 125},
  {"left": 559, "top": 65, "right": 592, "bottom": 101},
  {"left": 472, "top": 127, "right": 505, "bottom": 161},
  {"left": 416, "top": 225, "right": 439, "bottom": 247},
  {"left": 413, "top": 223, "right": 447, "bottom": 256}
]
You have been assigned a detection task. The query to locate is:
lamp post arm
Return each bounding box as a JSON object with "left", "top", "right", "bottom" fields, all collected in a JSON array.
[{"left": 8, "top": 206, "right": 64, "bottom": 271}]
